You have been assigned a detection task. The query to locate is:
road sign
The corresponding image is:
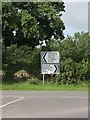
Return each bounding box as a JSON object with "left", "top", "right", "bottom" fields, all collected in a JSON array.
[
  {"left": 41, "top": 51, "right": 60, "bottom": 75},
  {"left": 41, "top": 64, "right": 60, "bottom": 74},
  {"left": 41, "top": 51, "right": 59, "bottom": 64}
]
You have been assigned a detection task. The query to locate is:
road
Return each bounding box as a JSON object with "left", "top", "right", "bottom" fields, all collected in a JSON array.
[{"left": 0, "top": 90, "right": 88, "bottom": 118}]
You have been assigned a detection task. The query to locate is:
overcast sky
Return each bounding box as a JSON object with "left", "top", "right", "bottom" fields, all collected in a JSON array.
[{"left": 62, "top": 1, "right": 88, "bottom": 36}]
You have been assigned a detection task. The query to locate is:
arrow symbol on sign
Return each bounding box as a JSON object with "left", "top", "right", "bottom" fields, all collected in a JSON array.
[
  {"left": 42, "top": 64, "right": 59, "bottom": 74},
  {"left": 43, "top": 53, "right": 47, "bottom": 63},
  {"left": 54, "top": 65, "right": 58, "bottom": 73}
]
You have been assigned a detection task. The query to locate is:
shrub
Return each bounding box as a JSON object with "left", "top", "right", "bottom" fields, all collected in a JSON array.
[
  {"left": 2, "top": 45, "right": 41, "bottom": 80},
  {"left": 0, "top": 70, "right": 5, "bottom": 77},
  {"left": 58, "top": 58, "right": 88, "bottom": 84},
  {"left": 14, "top": 70, "right": 30, "bottom": 78},
  {"left": 2, "top": 32, "right": 89, "bottom": 84},
  {"left": 26, "top": 77, "right": 41, "bottom": 85}
]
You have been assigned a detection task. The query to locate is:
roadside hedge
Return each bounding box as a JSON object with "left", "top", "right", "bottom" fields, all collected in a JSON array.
[{"left": 2, "top": 32, "right": 90, "bottom": 84}]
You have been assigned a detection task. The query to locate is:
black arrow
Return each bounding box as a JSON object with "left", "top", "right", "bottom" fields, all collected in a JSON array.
[
  {"left": 54, "top": 65, "right": 57, "bottom": 73},
  {"left": 43, "top": 53, "right": 47, "bottom": 63}
]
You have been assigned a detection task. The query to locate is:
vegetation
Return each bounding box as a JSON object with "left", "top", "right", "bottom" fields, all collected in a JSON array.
[
  {"left": 2, "top": 2, "right": 65, "bottom": 49},
  {"left": 1, "top": 2, "right": 90, "bottom": 87},
  {"left": 2, "top": 31, "right": 90, "bottom": 85},
  {"left": 1, "top": 83, "right": 88, "bottom": 91}
]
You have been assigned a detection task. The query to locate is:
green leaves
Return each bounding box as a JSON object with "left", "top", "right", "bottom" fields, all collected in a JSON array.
[
  {"left": 21, "top": 10, "right": 38, "bottom": 38},
  {"left": 59, "top": 32, "right": 89, "bottom": 83},
  {"left": 2, "top": 32, "right": 90, "bottom": 84},
  {"left": 2, "top": 2, "right": 65, "bottom": 49}
]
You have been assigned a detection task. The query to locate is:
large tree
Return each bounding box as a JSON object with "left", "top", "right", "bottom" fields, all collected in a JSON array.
[{"left": 2, "top": 2, "right": 65, "bottom": 49}]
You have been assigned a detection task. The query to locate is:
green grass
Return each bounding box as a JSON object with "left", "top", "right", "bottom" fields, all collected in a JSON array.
[{"left": 0, "top": 83, "right": 88, "bottom": 91}]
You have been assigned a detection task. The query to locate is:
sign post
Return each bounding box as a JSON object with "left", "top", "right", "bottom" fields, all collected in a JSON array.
[
  {"left": 43, "top": 74, "right": 45, "bottom": 84},
  {"left": 41, "top": 51, "right": 60, "bottom": 84}
]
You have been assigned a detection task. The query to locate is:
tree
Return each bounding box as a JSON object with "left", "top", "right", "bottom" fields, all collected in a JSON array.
[
  {"left": 2, "top": 2, "right": 65, "bottom": 50},
  {"left": 48, "top": 31, "right": 89, "bottom": 83}
]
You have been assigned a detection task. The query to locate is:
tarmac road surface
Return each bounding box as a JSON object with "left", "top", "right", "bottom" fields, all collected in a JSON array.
[{"left": 0, "top": 90, "right": 88, "bottom": 118}]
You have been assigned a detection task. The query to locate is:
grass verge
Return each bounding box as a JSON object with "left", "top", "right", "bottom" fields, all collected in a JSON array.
[{"left": 0, "top": 83, "right": 88, "bottom": 91}]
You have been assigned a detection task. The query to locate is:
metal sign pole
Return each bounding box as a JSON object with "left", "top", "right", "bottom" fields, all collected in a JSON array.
[{"left": 43, "top": 74, "right": 45, "bottom": 84}]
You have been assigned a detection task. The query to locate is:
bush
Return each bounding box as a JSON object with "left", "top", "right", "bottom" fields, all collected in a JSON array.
[
  {"left": 14, "top": 70, "right": 30, "bottom": 82},
  {"left": 2, "top": 32, "right": 89, "bottom": 84},
  {"left": 0, "top": 70, "right": 5, "bottom": 77},
  {"left": 58, "top": 58, "right": 88, "bottom": 84},
  {"left": 26, "top": 77, "right": 41, "bottom": 85},
  {"left": 2, "top": 45, "right": 41, "bottom": 81}
]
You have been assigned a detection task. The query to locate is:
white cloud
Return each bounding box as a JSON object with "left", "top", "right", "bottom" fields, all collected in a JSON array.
[{"left": 62, "top": 2, "right": 88, "bottom": 36}]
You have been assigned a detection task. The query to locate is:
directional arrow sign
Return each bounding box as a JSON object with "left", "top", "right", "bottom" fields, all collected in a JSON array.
[
  {"left": 41, "top": 51, "right": 60, "bottom": 75},
  {"left": 41, "top": 64, "right": 59, "bottom": 74},
  {"left": 41, "top": 52, "right": 59, "bottom": 64}
]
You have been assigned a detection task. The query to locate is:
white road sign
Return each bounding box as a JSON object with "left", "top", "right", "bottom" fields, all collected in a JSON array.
[
  {"left": 41, "top": 51, "right": 60, "bottom": 74},
  {"left": 41, "top": 64, "right": 59, "bottom": 74},
  {"left": 41, "top": 51, "right": 59, "bottom": 64}
]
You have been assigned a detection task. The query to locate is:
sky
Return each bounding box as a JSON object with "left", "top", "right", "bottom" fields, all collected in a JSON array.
[{"left": 62, "top": 1, "right": 88, "bottom": 37}]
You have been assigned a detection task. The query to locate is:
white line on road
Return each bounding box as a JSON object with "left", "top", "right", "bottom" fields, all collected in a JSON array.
[{"left": 0, "top": 97, "right": 24, "bottom": 108}]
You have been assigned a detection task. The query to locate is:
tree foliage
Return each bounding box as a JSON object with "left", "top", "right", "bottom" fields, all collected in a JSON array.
[
  {"left": 2, "top": 2, "right": 65, "bottom": 49},
  {"left": 2, "top": 32, "right": 90, "bottom": 84}
]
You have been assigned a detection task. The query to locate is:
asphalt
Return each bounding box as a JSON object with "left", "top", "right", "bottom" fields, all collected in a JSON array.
[{"left": 0, "top": 90, "right": 88, "bottom": 118}]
